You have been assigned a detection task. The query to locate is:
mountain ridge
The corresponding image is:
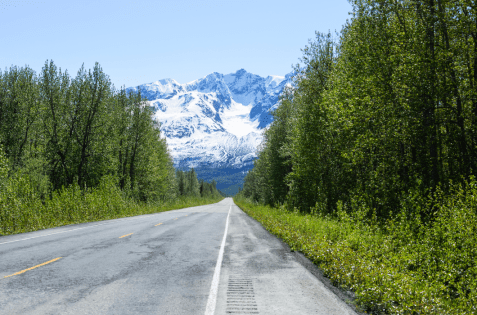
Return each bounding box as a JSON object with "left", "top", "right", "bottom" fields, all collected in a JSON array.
[{"left": 126, "top": 69, "right": 292, "bottom": 193}]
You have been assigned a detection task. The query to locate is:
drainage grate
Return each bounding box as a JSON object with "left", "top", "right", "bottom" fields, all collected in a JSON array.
[{"left": 226, "top": 275, "right": 258, "bottom": 314}]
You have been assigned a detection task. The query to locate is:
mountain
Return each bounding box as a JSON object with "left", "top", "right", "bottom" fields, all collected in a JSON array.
[{"left": 127, "top": 69, "right": 292, "bottom": 194}]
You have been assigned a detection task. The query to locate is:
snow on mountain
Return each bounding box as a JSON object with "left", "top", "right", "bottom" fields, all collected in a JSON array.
[{"left": 127, "top": 69, "right": 292, "bottom": 191}]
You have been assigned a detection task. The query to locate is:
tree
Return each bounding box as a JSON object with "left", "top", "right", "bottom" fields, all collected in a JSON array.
[{"left": 242, "top": 0, "right": 477, "bottom": 222}]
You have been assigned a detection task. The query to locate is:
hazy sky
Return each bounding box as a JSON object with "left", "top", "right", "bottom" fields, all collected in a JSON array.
[{"left": 1, "top": 0, "right": 352, "bottom": 88}]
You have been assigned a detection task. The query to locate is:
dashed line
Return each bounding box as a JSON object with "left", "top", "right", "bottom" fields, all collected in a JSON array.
[
  {"left": 119, "top": 233, "right": 133, "bottom": 239},
  {"left": 4, "top": 257, "right": 62, "bottom": 278}
]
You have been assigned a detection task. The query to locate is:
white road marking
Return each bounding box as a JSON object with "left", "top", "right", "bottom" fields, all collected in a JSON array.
[
  {"left": 204, "top": 205, "right": 231, "bottom": 315},
  {"left": 0, "top": 223, "right": 113, "bottom": 246},
  {"left": 0, "top": 212, "right": 169, "bottom": 246}
]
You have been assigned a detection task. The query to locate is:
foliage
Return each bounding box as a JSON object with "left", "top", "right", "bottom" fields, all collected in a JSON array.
[
  {"left": 176, "top": 169, "right": 200, "bottom": 197},
  {"left": 0, "top": 62, "right": 223, "bottom": 236},
  {"left": 0, "top": 148, "right": 222, "bottom": 235},
  {"left": 239, "top": 0, "right": 477, "bottom": 313},
  {"left": 0, "top": 170, "right": 222, "bottom": 236},
  {"left": 242, "top": 0, "right": 477, "bottom": 218},
  {"left": 235, "top": 192, "right": 477, "bottom": 314}
]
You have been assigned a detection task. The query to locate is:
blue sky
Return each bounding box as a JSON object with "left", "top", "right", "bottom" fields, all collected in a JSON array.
[{"left": 1, "top": 0, "right": 352, "bottom": 88}]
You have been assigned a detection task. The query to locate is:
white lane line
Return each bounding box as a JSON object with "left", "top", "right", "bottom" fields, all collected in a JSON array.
[
  {"left": 0, "top": 223, "right": 112, "bottom": 245},
  {"left": 0, "top": 212, "right": 167, "bottom": 246},
  {"left": 205, "top": 205, "right": 231, "bottom": 315}
]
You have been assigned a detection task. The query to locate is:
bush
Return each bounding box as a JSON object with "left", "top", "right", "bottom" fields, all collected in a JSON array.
[
  {"left": 0, "top": 164, "right": 223, "bottom": 236},
  {"left": 234, "top": 185, "right": 477, "bottom": 314}
]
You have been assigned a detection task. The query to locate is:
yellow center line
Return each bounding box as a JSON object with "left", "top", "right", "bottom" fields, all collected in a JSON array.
[
  {"left": 4, "top": 257, "right": 62, "bottom": 278},
  {"left": 119, "top": 233, "right": 133, "bottom": 239},
  {"left": 174, "top": 218, "right": 178, "bottom": 220},
  {"left": 155, "top": 223, "right": 163, "bottom": 226}
]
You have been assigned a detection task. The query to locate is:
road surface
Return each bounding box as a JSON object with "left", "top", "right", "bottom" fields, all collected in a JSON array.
[{"left": 0, "top": 198, "right": 357, "bottom": 314}]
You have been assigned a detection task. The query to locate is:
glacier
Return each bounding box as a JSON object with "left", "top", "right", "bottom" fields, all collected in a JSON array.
[{"left": 127, "top": 69, "right": 293, "bottom": 194}]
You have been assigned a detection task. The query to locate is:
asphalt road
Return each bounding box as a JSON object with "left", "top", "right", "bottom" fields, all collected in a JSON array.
[{"left": 0, "top": 198, "right": 357, "bottom": 314}]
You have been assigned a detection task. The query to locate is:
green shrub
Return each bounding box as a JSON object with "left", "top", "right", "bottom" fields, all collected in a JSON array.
[
  {"left": 234, "top": 187, "right": 477, "bottom": 314},
  {"left": 0, "top": 168, "right": 223, "bottom": 236}
]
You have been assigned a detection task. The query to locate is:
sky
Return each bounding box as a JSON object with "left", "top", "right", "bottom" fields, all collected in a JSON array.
[{"left": 1, "top": 0, "right": 352, "bottom": 88}]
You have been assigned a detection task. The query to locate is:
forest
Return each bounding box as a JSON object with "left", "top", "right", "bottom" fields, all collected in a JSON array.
[
  {"left": 0, "top": 60, "right": 222, "bottom": 236},
  {"left": 236, "top": 0, "right": 477, "bottom": 313}
]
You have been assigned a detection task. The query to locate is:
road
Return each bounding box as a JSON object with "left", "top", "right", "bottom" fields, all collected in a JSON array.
[{"left": 0, "top": 198, "right": 358, "bottom": 314}]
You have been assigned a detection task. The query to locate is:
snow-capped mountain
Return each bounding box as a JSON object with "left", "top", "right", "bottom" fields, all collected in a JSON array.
[{"left": 127, "top": 69, "right": 292, "bottom": 193}]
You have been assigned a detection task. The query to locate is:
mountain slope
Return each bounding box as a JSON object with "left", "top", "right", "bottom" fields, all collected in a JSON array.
[{"left": 127, "top": 69, "right": 292, "bottom": 193}]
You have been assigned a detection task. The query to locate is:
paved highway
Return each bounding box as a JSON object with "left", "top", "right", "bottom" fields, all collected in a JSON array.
[{"left": 0, "top": 198, "right": 358, "bottom": 314}]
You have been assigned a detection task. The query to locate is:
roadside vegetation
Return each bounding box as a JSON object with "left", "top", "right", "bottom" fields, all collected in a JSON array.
[
  {"left": 235, "top": 190, "right": 477, "bottom": 314},
  {"left": 0, "top": 61, "right": 222, "bottom": 236},
  {"left": 237, "top": 0, "right": 477, "bottom": 314}
]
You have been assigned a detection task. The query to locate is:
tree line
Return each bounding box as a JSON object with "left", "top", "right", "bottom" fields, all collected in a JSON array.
[
  {"left": 240, "top": 0, "right": 477, "bottom": 223},
  {"left": 176, "top": 168, "right": 219, "bottom": 198},
  {"left": 0, "top": 60, "right": 221, "bottom": 215}
]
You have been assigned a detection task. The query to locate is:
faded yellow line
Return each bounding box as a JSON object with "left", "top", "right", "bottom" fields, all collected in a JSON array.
[
  {"left": 4, "top": 257, "right": 62, "bottom": 278},
  {"left": 119, "top": 233, "right": 133, "bottom": 239},
  {"left": 174, "top": 218, "right": 178, "bottom": 220},
  {"left": 155, "top": 223, "right": 163, "bottom": 226}
]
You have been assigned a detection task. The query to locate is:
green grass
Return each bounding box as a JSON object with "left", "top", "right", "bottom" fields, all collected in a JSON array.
[
  {"left": 234, "top": 194, "right": 477, "bottom": 315},
  {"left": 0, "top": 176, "right": 223, "bottom": 236}
]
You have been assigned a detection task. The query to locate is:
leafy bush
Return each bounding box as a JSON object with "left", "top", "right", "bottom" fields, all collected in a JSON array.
[
  {"left": 0, "top": 156, "right": 223, "bottom": 236},
  {"left": 234, "top": 186, "right": 477, "bottom": 314}
]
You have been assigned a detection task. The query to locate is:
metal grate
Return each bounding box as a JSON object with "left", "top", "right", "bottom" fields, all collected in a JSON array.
[{"left": 226, "top": 275, "right": 258, "bottom": 314}]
